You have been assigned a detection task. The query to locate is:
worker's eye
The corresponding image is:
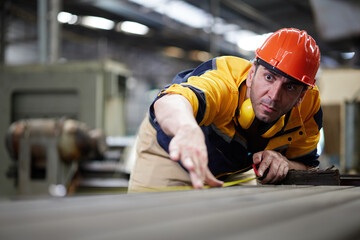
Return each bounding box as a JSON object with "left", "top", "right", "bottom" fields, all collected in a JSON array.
[
  {"left": 286, "top": 83, "right": 297, "bottom": 91},
  {"left": 265, "top": 74, "right": 273, "bottom": 81}
]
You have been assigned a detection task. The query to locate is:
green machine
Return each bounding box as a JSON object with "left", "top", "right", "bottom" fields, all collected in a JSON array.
[{"left": 0, "top": 60, "right": 130, "bottom": 197}]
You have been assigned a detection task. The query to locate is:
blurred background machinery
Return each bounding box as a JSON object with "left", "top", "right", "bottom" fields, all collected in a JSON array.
[
  {"left": 345, "top": 98, "right": 360, "bottom": 173},
  {"left": 0, "top": 60, "right": 129, "bottom": 135},
  {"left": 0, "top": 60, "right": 131, "bottom": 196},
  {"left": 1, "top": 0, "right": 360, "bottom": 197},
  {"left": 5, "top": 118, "right": 107, "bottom": 195}
]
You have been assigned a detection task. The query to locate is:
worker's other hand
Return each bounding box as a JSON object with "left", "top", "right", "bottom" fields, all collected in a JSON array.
[
  {"left": 253, "top": 150, "right": 289, "bottom": 184},
  {"left": 168, "top": 125, "right": 223, "bottom": 189}
]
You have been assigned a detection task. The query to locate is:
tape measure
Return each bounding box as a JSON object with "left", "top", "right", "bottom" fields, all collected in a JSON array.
[
  {"left": 141, "top": 176, "right": 259, "bottom": 192},
  {"left": 134, "top": 165, "right": 262, "bottom": 192}
]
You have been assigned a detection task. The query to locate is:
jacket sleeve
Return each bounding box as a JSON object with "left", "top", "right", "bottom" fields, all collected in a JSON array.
[{"left": 155, "top": 56, "right": 251, "bottom": 126}]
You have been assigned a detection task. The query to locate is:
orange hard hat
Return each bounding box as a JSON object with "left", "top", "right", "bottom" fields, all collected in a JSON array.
[{"left": 255, "top": 28, "right": 320, "bottom": 87}]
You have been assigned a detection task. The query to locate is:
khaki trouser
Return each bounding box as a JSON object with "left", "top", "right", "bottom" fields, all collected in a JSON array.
[{"left": 128, "top": 117, "right": 257, "bottom": 193}]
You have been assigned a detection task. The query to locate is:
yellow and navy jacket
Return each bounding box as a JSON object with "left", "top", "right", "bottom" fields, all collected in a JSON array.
[{"left": 149, "top": 56, "right": 322, "bottom": 179}]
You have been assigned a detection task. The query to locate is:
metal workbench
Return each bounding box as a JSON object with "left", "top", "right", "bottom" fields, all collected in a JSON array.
[{"left": 1, "top": 185, "right": 360, "bottom": 240}]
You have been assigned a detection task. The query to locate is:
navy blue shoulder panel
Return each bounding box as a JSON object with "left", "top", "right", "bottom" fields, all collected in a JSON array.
[
  {"left": 172, "top": 58, "right": 215, "bottom": 83},
  {"left": 150, "top": 58, "right": 216, "bottom": 126},
  {"left": 313, "top": 106, "right": 323, "bottom": 130},
  {"left": 179, "top": 84, "right": 205, "bottom": 123}
]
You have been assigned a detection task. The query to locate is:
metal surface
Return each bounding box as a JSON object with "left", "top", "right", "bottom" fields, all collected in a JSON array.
[{"left": 0, "top": 185, "right": 360, "bottom": 240}]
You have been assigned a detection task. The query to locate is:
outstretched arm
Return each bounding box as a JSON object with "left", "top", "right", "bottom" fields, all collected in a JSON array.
[{"left": 154, "top": 94, "right": 223, "bottom": 189}]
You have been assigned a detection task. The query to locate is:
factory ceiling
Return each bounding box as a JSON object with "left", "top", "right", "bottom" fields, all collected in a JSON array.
[{"left": 4, "top": 0, "right": 360, "bottom": 66}]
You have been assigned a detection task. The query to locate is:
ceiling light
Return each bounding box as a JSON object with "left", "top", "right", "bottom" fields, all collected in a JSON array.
[
  {"left": 81, "top": 16, "right": 115, "bottom": 30},
  {"left": 236, "top": 31, "right": 272, "bottom": 52},
  {"left": 129, "top": 0, "right": 211, "bottom": 29},
  {"left": 341, "top": 52, "right": 355, "bottom": 60},
  {"left": 118, "top": 21, "right": 149, "bottom": 35},
  {"left": 160, "top": 1, "right": 211, "bottom": 29},
  {"left": 57, "top": 11, "right": 78, "bottom": 24}
]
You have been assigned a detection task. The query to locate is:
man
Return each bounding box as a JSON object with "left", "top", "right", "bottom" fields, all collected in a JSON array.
[{"left": 128, "top": 28, "right": 322, "bottom": 191}]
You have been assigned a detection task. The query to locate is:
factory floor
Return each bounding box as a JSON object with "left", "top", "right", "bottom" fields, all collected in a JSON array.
[{"left": 1, "top": 185, "right": 360, "bottom": 240}]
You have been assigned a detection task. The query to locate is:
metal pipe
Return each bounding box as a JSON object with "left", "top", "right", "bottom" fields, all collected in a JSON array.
[
  {"left": 49, "top": 0, "right": 61, "bottom": 63},
  {"left": 37, "top": 0, "right": 47, "bottom": 63}
]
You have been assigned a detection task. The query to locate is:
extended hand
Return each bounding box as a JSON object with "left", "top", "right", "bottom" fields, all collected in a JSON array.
[
  {"left": 154, "top": 94, "right": 223, "bottom": 189},
  {"left": 168, "top": 125, "right": 223, "bottom": 189},
  {"left": 253, "top": 150, "right": 290, "bottom": 184}
]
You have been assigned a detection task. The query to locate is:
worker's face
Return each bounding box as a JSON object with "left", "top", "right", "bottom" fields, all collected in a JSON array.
[{"left": 246, "top": 64, "right": 307, "bottom": 123}]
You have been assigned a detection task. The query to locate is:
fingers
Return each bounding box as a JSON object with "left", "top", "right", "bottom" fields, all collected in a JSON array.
[
  {"left": 189, "top": 171, "right": 204, "bottom": 189},
  {"left": 169, "top": 134, "right": 208, "bottom": 189},
  {"left": 182, "top": 157, "right": 195, "bottom": 171},
  {"left": 183, "top": 156, "right": 205, "bottom": 188},
  {"left": 190, "top": 167, "right": 223, "bottom": 189},
  {"left": 169, "top": 143, "right": 180, "bottom": 161},
  {"left": 176, "top": 155, "right": 205, "bottom": 189},
  {"left": 205, "top": 168, "right": 223, "bottom": 187},
  {"left": 269, "top": 163, "right": 288, "bottom": 184},
  {"left": 252, "top": 152, "right": 263, "bottom": 165},
  {"left": 253, "top": 151, "right": 270, "bottom": 178},
  {"left": 254, "top": 150, "right": 289, "bottom": 184},
  {"left": 169, "top": 141, "right": 223, "bottom": 189}
]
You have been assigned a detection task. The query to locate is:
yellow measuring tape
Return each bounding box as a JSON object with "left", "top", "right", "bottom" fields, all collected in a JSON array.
[{"left": 142, "top": 176, "right": 259, "bottom": 192}]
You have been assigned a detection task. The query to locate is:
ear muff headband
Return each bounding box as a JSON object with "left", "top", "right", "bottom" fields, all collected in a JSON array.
[{"left": 237, "top": 98, "right": 286, "bottom": 138}]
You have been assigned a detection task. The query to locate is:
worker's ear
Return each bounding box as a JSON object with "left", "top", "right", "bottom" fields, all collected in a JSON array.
[
  {"left": 246, "top": 64, "right": 257, "bottom": 88},
  {"left": 295, "top": 88, "right": 308, "bottom": 107}
]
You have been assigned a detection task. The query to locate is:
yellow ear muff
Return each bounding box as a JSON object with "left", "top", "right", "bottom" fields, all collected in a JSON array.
[
  {"left": 238, "top": 98, "right": 286, "bottom": 138},
  {"left": 239, "top": 98, "right": 255, "bottom": 130}
]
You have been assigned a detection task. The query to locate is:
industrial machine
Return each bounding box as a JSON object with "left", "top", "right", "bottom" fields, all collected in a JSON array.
[{"left": 0, "top": 60, "right": 131, "bottom": 196}]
